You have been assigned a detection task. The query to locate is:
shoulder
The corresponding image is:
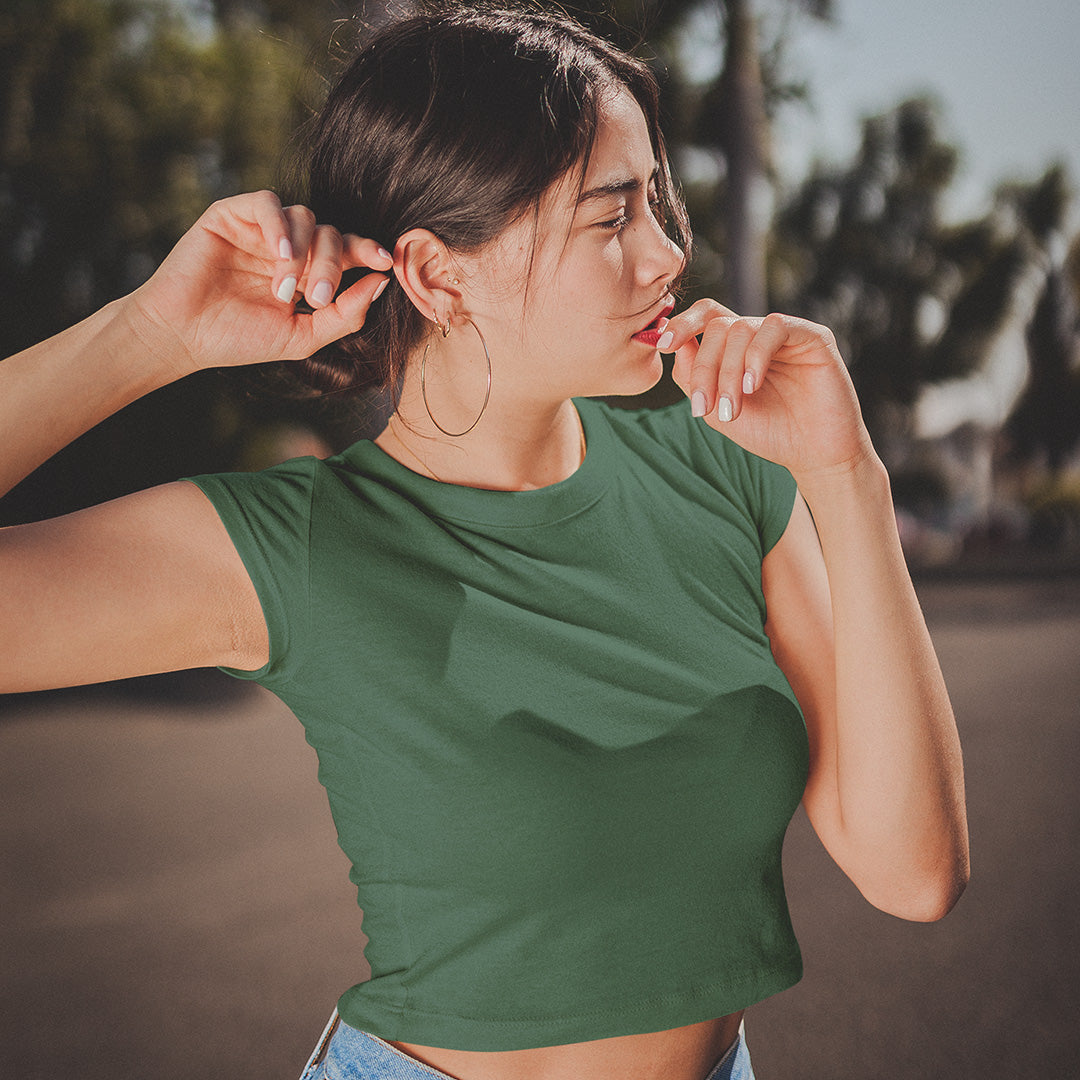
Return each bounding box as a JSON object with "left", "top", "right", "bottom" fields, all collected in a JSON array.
[{"left": 582, "top": 397, "right": 797, "bottom": 554}]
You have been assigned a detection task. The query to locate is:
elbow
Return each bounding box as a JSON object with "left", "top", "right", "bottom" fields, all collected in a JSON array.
[{"left": 867, "top": 858, "right": 970, "bottom": 923}]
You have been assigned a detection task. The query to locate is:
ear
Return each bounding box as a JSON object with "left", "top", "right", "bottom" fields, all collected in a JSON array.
[{"left": 393, "top": 228, "right": 463, "bottom": 332}]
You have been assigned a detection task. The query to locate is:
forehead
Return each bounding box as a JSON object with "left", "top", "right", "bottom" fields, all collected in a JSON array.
[
  {"left": 541, "top": 87, "right": 655, "bottom": 218},
  {"left": 583, "top": 87, "right": 655, "bottom": 187}
]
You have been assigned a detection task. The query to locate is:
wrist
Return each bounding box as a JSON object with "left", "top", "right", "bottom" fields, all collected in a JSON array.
[
  {"left": 792, "top": 445, "right": 889, "bottom": 505},
  {"left": 118, "top": 286, "right": 198, "bottom": 385}
]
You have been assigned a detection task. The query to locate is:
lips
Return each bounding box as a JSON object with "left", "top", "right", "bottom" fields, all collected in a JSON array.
[{"left": 632, "top": 300, "right": 676, "bottom": 347}]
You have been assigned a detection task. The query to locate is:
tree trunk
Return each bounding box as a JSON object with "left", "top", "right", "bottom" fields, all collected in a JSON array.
[{"left": 718, "top": 0, "right": 771, "bottom": 314}]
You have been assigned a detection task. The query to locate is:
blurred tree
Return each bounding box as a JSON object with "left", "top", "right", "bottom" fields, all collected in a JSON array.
[
  {"left": 773, "top": 97, "right": 960, "bottom": 449},
  {"left": 0, "top": 0, "right": 344, "bottom": 523},
  {"left": 1004, "top": 166, "right": 1080, "bottom": 476}
]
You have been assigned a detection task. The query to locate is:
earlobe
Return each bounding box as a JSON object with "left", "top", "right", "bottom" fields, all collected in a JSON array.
[{"left": 394, "top": 228, "right": 463, "bottom": 330}]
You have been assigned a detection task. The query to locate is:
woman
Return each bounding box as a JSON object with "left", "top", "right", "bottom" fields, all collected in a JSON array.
[{"left": 0, "top": 6, "right": 968, "bottom": 1080}]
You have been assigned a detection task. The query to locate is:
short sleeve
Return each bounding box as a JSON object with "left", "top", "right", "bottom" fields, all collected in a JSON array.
[
  {"left": 743, "top": 445, "right": 798, "bottom": 555},
  {"left": 184, "top": 456, "right": 317, "bottom": 686},
  {"left": 654, "top": 401, "right": 798, "bottom": 556}
]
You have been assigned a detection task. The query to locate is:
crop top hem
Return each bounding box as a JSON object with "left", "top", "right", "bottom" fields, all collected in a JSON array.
[{"left": 336, "top": 952, "right": 802, "bottom": 1051}]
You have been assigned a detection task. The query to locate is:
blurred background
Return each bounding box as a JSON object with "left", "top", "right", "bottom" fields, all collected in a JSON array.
[{"left": 1, "top": 1, "right": 1078, "bottom": 1076}]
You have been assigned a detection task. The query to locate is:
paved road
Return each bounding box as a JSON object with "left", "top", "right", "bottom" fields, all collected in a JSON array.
[{"left": 1, "top": 577, "right": 1077, "bottom": 1078}]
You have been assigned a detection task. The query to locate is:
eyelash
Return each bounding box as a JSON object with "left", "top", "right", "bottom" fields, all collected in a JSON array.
[{"left": 598, "top": 193, "right": 663, "bottom": 233}]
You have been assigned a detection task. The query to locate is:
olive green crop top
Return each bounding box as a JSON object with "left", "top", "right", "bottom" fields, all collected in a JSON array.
[{"left": 187, "top": 397, "right": 807, "bottom": 1050}]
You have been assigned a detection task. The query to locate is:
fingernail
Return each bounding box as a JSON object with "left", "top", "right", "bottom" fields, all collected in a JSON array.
[
  {"left": 371, "top": 276, "right": 389, "bottom": 300},
  {"left": 743, "top": 371, "right": 755, "bottom": 395},
  {"left": 691, "top": 390, "right": 707, "bottom": 418},
  {"left": 657, "top": 330, "right": 674, "bottom": 351},
  {"left": 275, "top": 275, "right": 297, "bottom": 303},
  {"left": 717, "top": 396, "right": 733, "bottom": 423},
  {"left": 377, "top": 247, "right": 392, "bottom": 263},
  {"left": 311, "top": 279, "right": 334, "bottom": 307},
  {"left": 278, "top": 237, "right": 293, "bottom": 261}
]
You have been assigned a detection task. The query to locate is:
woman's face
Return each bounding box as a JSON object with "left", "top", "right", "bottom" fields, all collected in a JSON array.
[{"left": 459, "top": 87, "right": 684, "bottom": 404}]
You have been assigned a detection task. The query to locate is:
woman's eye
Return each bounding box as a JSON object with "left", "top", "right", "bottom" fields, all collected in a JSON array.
[{"left": 599, "top": 212, "right": 630, "bottom": 232}]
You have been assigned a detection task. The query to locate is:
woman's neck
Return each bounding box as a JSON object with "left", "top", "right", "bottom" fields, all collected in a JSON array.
[{"left": 375, "top": 392, "right": 586, "bottom": 491}]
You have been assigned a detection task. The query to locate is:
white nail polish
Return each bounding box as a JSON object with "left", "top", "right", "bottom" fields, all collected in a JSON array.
[
  {"left": 743, "top": 371, "right": 755, "bottom": 395},
  {"left": 311, "top": 280, "right": 334, "bottom": 307},
  {"left": 278, "top": 237, "right": 293, "bottom": 261},
  {"left": 657, "top": 330, "right": 674, "bottom": 351},
  {"left": 691, "top": 390, "right": 707, "bottom": 418},
  {"left": 717, "top": 396, "right": 733, "bottom": 422},
  {"left": 371, "top": 277, "right": 389, "bottom": 300},
  {"left": 275, "top": 275, "right": 297, "bottom": 303}
]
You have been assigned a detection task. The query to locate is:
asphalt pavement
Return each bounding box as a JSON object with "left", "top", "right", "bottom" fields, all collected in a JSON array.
[{"left": 1, "top": 576, "right": 1078, "bottom": 1079}]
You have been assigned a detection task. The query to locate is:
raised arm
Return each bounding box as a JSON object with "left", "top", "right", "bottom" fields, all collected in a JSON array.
[
  {"left": 1, "top": 192, "right": 392, "bottom": 693},
  {"left": 666, "top": 304, "right": 970, "bottom": 921},
  {"left": 1, "top": 190, "right": 391, "bottom": 498}
]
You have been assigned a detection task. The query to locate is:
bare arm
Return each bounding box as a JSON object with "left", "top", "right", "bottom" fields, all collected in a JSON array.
[
  {"left": 762, "top": 486, "right": 968, "bottom": 921},
  {"left": 0, "top": 191, "right": 391, "bottom": 499},
  {"left": 0, "top": 481, "right": 268, "bottom": 692},
  {"left": 0, "top": 191, "right": 391, "bottom": 693},
  {"left": 666, "top": 303, "right": 969, "bottom": 921}
]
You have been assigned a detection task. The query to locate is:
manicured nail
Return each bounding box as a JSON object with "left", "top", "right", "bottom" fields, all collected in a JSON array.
[
  {"left": 657, "top": 330, "right": 674, "bottom": 351},
  {"left": 743, "top": 371, "right": 755, "bottom": 395},
  {"left": 377, "top": 246, "right": 392, "bottom": 263},
  {"left": 691, "top": 390, "right": 707, "bottom": 417},
  {"left": 371, "top": 276, "right": 389, "bottom": 300},
  {"left": 311, "top": 279, "right": 334, "bottom": 307},
  {"left": 275, "top": 275, "right": 297, "bottom": 303},
  {"left": 717, "top": 396, "right": 733, "bottom": 422},
  {"left": 278, "top": 237, "right": 293, "bottom": 261}
]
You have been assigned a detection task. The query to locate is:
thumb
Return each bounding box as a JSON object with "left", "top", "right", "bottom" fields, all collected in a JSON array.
[{"left": 306, "top": 272, "right": 390, "bottom": 353}]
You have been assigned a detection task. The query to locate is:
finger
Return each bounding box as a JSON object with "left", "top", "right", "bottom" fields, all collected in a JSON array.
[
  {"left": 229, "top": 189, "right": 292, "bottom": 263},
  {"left": 300, "top": 225, "right": 345, "bottom": 309},
  {"left": 305, "top": 269, "right": 390, "bottom": 352},
  {"left": 741, "top": 312, "right": 790, "bottom": 400},
  {"left": 686, "top": 319, "right": 731, "bottom": 418},
  {"left": 273, "top": 204, "right": 318, "bottom": 304},
  {"left": 342, "top": 234, "right": 395, "bottom": 272},
  {"left": 716, "top": 317, "right": 759, "bottom": 422},
  {"left": 661, "top": 298, "right": 739, "bottom": 354}
]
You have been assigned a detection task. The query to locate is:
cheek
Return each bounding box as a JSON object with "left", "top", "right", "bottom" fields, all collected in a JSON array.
[{"left": 564, "top": 247, "right": 627, "bottom": 326}]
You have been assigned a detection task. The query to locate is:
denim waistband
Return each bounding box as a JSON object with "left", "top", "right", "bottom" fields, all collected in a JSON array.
[{"left": 299, "top": 1011, "right": 754, "bottom": 1080}]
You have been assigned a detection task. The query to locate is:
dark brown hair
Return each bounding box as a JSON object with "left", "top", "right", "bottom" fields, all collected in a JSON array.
[{"left": 293, "top": 3, "right": 690, "bottom": 399}]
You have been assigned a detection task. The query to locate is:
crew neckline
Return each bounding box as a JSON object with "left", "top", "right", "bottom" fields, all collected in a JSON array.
[{"left": 337, "top": 398, "right": 613, "bottom": 528}]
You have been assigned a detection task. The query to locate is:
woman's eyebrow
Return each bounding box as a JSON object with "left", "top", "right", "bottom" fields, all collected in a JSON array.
[{"left": 577, "top": 164, "right": 659, "bottom": 205}]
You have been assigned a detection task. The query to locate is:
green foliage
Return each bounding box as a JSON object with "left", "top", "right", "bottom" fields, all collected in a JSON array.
[
  {"left": 0, "top": 0, "right": 340, "bottom": 522},
  {"left": 3, "top": 0, "right": 1078, "bottom": 527}
]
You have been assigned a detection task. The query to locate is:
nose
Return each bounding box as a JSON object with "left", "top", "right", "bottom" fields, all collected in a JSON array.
[{"left": 637, "top": 213, "right": 684, "bottom": 291}]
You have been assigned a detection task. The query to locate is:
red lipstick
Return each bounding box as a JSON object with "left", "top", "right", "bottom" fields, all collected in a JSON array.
[{"left": 632, "top": 301, "right": 676, "bottom": 347}]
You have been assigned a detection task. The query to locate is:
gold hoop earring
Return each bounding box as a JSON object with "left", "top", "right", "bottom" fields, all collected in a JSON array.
[
  {"left": 421, "top": 317, "right": 492, "bottom": 437},
  {"left": 431, "top": 309, "right": 451, "bottom": 338}
]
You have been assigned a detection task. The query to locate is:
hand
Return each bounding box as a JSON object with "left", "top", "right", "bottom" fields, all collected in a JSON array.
[
  {"left": 665, "top": 300, "right": 877, "bottom": 481},
  {"left": 125, "top": 190, "right": 394, "bottom": 378}
]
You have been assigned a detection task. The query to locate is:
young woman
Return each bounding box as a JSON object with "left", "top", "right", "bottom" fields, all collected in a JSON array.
[{"left": 0, "top": 7, "right": 968, "bottom": 1080}]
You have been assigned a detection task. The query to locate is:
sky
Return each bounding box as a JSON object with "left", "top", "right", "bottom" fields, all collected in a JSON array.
[{"left": 768, "top": 0, "right": 1080, "bottom": 222}]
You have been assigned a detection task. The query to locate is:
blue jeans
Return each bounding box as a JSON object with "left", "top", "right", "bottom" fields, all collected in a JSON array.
[{"left": 298, "top": 1010, "right": 755, "bottom": 1080}]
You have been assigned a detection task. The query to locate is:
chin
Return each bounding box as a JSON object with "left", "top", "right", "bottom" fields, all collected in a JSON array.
[
  {"left": 578, "top": 347, "right": 665, "bottom": 399},
  {"left": 621, "top": 350, "right": 665, "bottom": 394}
]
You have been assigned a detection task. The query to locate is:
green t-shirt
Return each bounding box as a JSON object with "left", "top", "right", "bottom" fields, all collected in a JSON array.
[{"left": 188, "top": 397, "right": 807, "bottom": 1051}]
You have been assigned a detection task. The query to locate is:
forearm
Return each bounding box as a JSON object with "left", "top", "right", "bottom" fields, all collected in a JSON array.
[
  {"left": 797, "top": 454, "right": 969, "bottom": 918},
  {"left": 0, "top": 295, "right": 178, "bottom": 499}
]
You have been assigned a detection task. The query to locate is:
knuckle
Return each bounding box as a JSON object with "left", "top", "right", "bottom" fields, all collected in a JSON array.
[
  {"left": 314, "top": 224, "right": 344, "bottom": 252},
  {"left": 727, "top": 319, "right": 755, "bottom": 344}
]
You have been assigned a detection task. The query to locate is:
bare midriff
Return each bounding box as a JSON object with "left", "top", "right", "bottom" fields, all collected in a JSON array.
[{"left": 390, "top": 1011, "right": 745, "bottom": 1080}]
